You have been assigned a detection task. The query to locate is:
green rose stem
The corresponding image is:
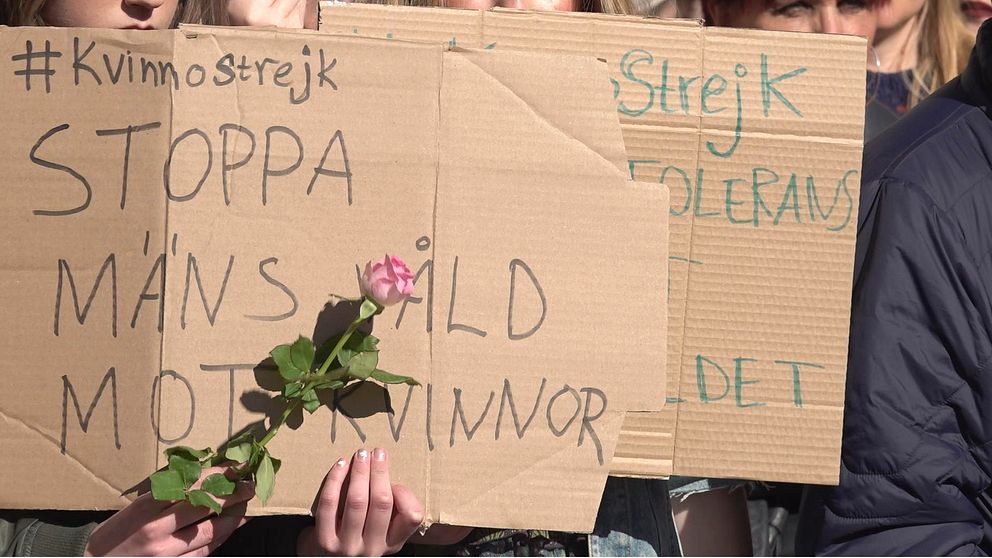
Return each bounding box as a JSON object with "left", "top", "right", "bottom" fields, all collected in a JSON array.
[
  {"left": 256, "top": 299, "right": 381, "bottom": 449},
  {"left": 256, "top": 403, "right": 296, "bottom": 448},
  {"left": 315, "top": 319, "right": 362, "bottom": 377},
  {"left": 316, "top": 298, "right": 382, "bottom": 376}
]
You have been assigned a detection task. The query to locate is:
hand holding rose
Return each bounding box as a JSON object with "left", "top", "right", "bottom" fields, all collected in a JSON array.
[
  {"left": 150, "top": 255, "right": 418, "bottom": 517},
  {"left": 85, "top": 467, "right": 253, "bottom": 557}
]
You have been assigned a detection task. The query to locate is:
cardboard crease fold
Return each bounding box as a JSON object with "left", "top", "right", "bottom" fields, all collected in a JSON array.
[
  {"left": 455, "top": 53, "right": 622, "bottom": 174},
  {"left": 0, "top": 406, "right": 129, "bottom": 500},
  {"left": 424, "top": 44, "right": 445, "bottom": 527}
]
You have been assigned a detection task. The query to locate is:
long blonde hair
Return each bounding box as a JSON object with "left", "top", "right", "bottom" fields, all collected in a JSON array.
[
  {"left": 1, "top": 0, "right": 228, "bottom": 26},
  {"left": 908, "top": 0, "right": 974, "bottom": 107}
]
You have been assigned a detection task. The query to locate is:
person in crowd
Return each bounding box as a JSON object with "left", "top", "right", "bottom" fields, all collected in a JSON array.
[
  {"left": 432, "top": 0, "right": 669, "bottom": 15},
  {"left": 703, "top": 0, "right": 880, "bottom": 39},
  {"left": 0, "top": 1, "right": 424, "bottom": 556},
  {"left": 702, "top": 1, "right": 971, "bottom": 140},
  {"left": 963, "top": 0, "right": 992, "bottom": 34},
  {"left": 797, "top": 15, "right": 992, "bottom": 555},
  {"left": 2, "top": 0, "right": 317, "bottom": 28},
  {"left": 866, "top": 0, "right": 973, "bottom": 137},
  {"left": 703, "top": 0, "right": 953, "bottom": 144},
  {"left": 5, "top": 0, "right": 194, "bottom": 27},
  {"left": 704, "top": 0, "right": 887, "bottom": 134}
]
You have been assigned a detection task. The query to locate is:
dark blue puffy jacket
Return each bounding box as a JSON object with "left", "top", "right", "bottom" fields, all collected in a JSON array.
[{"left": 797, "top": 23, "right": 992, "bottom": 556}]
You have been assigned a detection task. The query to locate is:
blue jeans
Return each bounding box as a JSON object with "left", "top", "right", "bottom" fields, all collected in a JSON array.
[{"left": 589, "top": 477, "right": 747, "bottom": 557}]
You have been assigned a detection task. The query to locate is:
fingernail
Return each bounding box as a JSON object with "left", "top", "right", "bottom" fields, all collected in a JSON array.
[
  {"left": 357, "top": 449, "right": 369, "bottom": 462},
  {"left": 374, "top": 448, "right": 387, "bottom": 462},
  {"left": 336, "top": 458, "right": 347, "bottom": 468}
]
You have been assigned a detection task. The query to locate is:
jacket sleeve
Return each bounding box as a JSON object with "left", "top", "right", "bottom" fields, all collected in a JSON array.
[
  {"left": 0, "top": 516, "right": 95, "bottom": 557},
  {"left": 799, "top": 178, "right": 992, "bottom": 556}
]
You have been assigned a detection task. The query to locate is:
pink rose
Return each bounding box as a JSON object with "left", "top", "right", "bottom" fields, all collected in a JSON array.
[{"left": 361, "top": 255, "right": 415, "bottom": 307}]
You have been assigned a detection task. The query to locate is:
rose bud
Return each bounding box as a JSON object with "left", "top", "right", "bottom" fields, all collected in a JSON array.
[{"left": 360, "top": 255, "right": 415, "bottom": 307}]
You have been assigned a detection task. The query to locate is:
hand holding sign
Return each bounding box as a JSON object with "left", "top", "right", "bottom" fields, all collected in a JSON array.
[{"left": 297, "top": 449, "right": 425, "bottom": 556}]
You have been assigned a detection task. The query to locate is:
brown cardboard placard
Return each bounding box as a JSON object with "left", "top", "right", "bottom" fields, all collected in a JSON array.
[
  {"left": 318, "top": 3, "right": 865, "bottom": 484},
  {"left": 0, "top": 25, "right": 668, "bottom": 531}
]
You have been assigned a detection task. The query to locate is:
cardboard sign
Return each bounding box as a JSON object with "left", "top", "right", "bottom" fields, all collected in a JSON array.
[
  {"left": 0, "top": 25, "right": 669, "bottom": 531},
  {"left": 319, "top": 4, "right": 866, "bottom": 484}
]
